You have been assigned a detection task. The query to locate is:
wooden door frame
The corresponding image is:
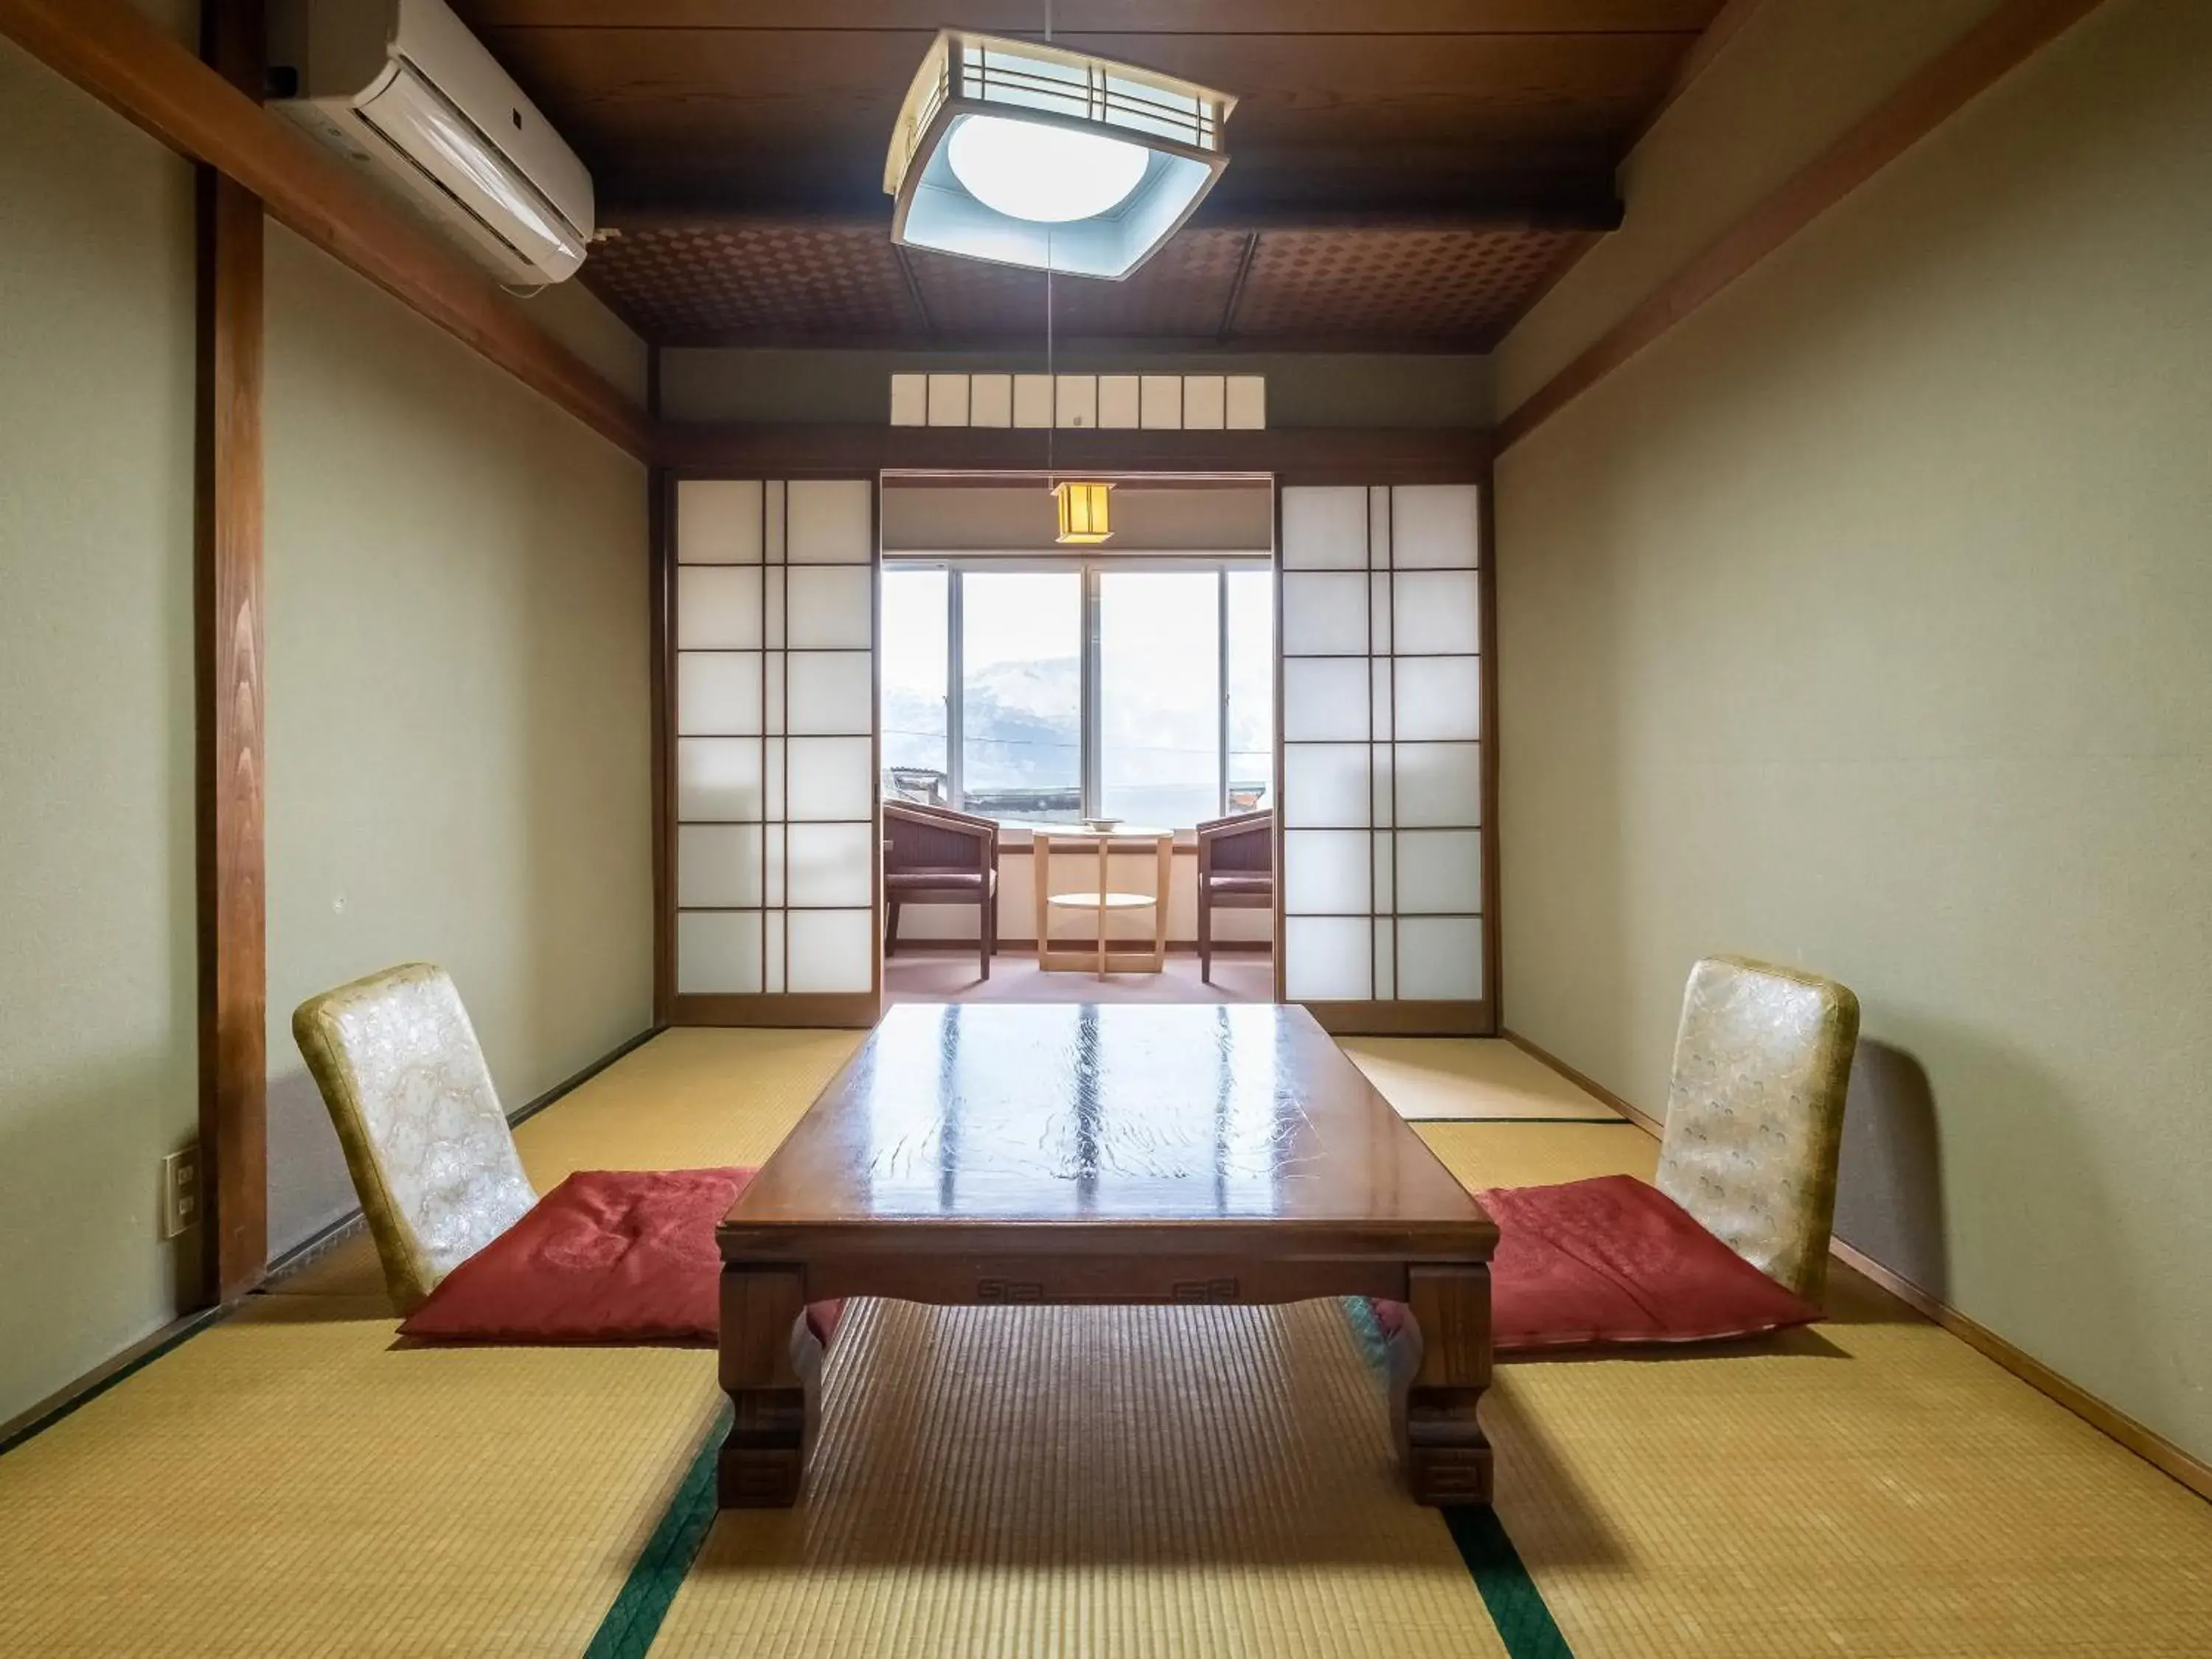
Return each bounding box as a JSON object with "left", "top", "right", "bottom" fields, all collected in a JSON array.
[{"left": 654, "top": 427, "right": 1495, "bottom": 1032}]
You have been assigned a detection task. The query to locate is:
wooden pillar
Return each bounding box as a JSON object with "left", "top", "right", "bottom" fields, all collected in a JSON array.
[
  {"left": 1478, "top": 457, "right": 1501, "bottom": 1035},
  {"left": 195, "top": 0, "right": 266, "bottom": 1304},
  {"left": 647, "top": 345, "right": 675, "bottom": 1025}
]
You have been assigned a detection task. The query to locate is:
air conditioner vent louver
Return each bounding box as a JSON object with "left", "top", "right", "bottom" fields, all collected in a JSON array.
[{"left": 268, "top": 0, "right": 594, "bottom": 286}]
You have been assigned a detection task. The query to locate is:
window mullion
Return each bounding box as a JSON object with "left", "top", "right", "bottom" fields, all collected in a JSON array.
[
  {"left": 1080, "top": 564, "right": 1102, "bottom": 821},
  {"left": 947, "top": 567, "right": 964, "bottom": 810},
  {"left": 1217, "top": 567, "right": 1231, "bottom": 818}
]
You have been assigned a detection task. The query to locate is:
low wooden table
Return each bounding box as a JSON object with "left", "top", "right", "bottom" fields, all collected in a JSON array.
[{"left": 716, "top": 1003, "right": 1498, "bottom": 1509}]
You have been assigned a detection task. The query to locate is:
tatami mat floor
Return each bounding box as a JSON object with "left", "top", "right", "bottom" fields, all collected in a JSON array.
[
  {"left": 1337, "top": 1037, "right": 1628, "bottom": 1122},
  {"left": 3, "top": 1026, "right": 2208, "bottom": 1656}
]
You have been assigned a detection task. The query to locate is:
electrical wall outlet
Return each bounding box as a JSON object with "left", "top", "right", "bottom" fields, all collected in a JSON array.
[{"left": 161, "top": 1145, "right": 201, "bottom": 1239}]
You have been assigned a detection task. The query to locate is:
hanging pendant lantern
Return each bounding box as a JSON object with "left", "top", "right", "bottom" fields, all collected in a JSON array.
[{"left": 1054, "top": 481, "right": 1113, "bottom": 546}]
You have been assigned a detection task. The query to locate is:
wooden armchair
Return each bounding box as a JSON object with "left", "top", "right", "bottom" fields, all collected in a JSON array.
[
  {"left": 1195, "top": 810, "right": 1274, "bottom": 984},
  {"left": 883, "top": 800, "right": 1000, "bottom": 980}
]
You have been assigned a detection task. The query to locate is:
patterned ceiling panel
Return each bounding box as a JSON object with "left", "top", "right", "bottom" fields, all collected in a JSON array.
[
  {"left": 581, "top": 220, "right": 927, "bottom": 344},
  {"left": 905, "top": 230, "right": 1253, "bottom": 342},
  {"left": 581, "top": 220, "right": 1591, "bottom": 350},
  {"left": 1227, "top": 229, "right": 1582, "bottom": 349}
]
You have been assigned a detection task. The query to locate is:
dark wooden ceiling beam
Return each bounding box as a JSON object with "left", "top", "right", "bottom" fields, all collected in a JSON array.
[
  {"left": 457, "top": 2, "right": 1722, "bottom": 33},
  {"left": 659, "top": 422, "right": 1490, "bottom": 484}
]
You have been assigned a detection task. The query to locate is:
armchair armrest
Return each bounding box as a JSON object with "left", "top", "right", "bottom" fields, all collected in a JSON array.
[
  {"left": 1195, "top": 810, "right": 1273, "bottom": 880},
  {"left": 886, "top": 800, "right": 998, "bottom": 877}
]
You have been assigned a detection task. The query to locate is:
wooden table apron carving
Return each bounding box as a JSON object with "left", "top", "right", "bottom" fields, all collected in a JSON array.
[{"left": 716, "top": 1003, "right": 1498, "bottom": 1508}]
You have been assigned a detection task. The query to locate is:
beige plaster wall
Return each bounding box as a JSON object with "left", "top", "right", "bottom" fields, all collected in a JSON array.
[
  {"left": 0, "top": 0, "right": 650, "bottom": 1419},
  {"left": 1495, "top": 0, "right": 2006, "bottom": 414},
  {"left": 1495, "top": 0, "right": 2212, "bottom": 1459},
  {"left": 0, "top": 35, "right": 201, "bottom": 1422},
  {"left": 261, "top": 226, "right": 655, "bottom": 1253}
]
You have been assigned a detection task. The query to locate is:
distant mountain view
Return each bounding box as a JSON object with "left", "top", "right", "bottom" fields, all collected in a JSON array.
[
  {"left": 883, "top": 655, "right": 1081, "bottom": 815},
  {"left": 884, "top": 653, "right": 1270, "bottom": 824},
  {"left": 883, "top": 655, "right": 1078, "bottom": 785}
]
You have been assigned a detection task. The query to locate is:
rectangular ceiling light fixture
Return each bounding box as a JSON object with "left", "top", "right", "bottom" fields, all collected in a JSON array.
[{"left": 884, "top": 30, "right": 1236, "bottom": 282}]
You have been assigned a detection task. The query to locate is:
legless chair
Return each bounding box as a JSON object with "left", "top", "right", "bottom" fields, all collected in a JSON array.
[
  {"left": 293, "top": 963, "right": 536, "bottom": 1315},
  {"left": 1655, "top": 956, "right": 1860, "bottom": 1303}
]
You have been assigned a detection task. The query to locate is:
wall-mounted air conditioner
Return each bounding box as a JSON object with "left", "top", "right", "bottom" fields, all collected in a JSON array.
[{"left": 268, "top": 0, "right": 594, "bottom": 285}]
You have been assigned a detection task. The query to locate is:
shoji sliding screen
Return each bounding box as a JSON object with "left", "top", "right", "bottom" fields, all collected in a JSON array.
[
  {"left": 1277, "top": 484, "right": 1488, "bottom": 1033},
  {"left": 672, "top": 479, "right": 880, "bottom": 1023}
]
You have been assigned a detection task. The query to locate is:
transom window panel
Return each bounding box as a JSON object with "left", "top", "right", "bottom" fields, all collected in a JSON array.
[
  {"left": 1279, "top": 484, "right": 1484, "bottom": 1010},
  {"left": 674, "top": 479, "right": 876, "bottom": 1001}
]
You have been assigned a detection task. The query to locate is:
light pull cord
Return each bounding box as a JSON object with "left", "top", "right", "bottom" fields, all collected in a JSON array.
[{"left": 1044, "top": 0, "right": 1056, "bottom": 492}]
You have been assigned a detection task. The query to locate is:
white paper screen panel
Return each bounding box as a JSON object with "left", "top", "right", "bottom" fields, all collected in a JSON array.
[
  {"left": 677, "top": 911, "right": 763, "bottom": 994},
  {"left": 676, "top": 737, "right": 763, "bottom": 821},
  {"left": 1283, "top": 917, "right": 1371, "bottom": 1001},
  {"left": 1394, "top": 742, "right": 1483, "bottom": 825},
  {"left": 676, "top": 568, "right": 762, "bottom": 650},
  {"left": 676, "top": 481, "right": 763, "bottom": 563},
  {"left": 1281, "top": 657, "right": 1372, "bottom": 743},
  {"left": 674, "top": 479, "right": 876, "bottom": 1000},
  {"left": 1278, "top": 484, "right": 1484, "bottom": 1010},
  {"left": 676, "top": 653, "right": 762, "bottom": 736},
  {"left": 1281, "top": 744, "right": 1371, "bottom": 829},
  {"left": 786, "top": 652, "right": 872, "bottom": 735},
  {"left": 1281, "top": 486, "right": 1368, "bottom": 568},
  {"left": 1394, "top": 657, "right": 1482, "bottom": 742},
  {"left": 1394, "top": 571, "right": 1481, "bottom": 655},
  {"left": 1280, "top": 572, "right": 1368, "bottom": 657}
]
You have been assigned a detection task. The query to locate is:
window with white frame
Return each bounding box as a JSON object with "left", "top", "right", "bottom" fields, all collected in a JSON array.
[{"left": 881, "top": 560, "right": 1274, "bottom": 828}]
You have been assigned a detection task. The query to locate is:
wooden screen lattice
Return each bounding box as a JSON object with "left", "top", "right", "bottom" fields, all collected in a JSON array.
[
  {"left": 1278, "top": 485, "right": 1484, "bottom": 1008},
  {"left": 672, "top": 480, "right": 878, "bottom": 1001}
]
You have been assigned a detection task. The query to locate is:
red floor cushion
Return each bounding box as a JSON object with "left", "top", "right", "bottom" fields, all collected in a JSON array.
[
  {"left": 400, "top": 1167, "right": 841, "bottom": 1348},
  {"left": 1371, "top": 1175, "right": 1820, "bottom": 1355}
]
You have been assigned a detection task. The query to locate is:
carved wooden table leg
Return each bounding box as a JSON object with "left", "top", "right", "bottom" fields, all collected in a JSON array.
[
  {"left": 719, "top": 1264, "right": 809, "bottom": 1507},
  {"left": 1398, "top": 1263, "right": 1493, "bottom": 1506}
]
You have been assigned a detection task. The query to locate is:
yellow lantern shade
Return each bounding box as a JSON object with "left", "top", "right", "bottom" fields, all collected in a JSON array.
[{"left": 1054, "top": 480, "right": 1113, "bottom": 546}]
